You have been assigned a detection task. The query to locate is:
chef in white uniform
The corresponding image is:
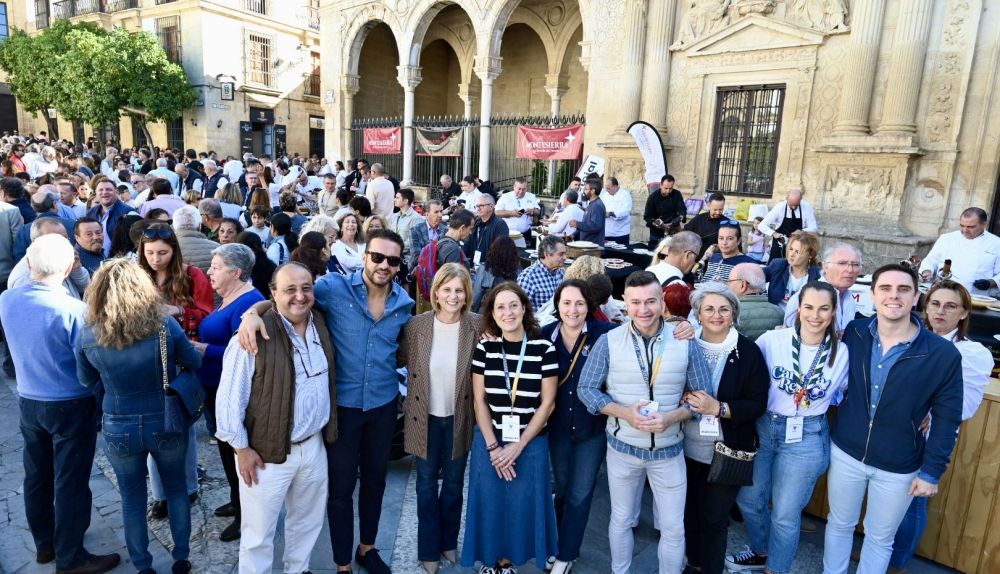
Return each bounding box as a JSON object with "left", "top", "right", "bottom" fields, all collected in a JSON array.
[{"left": 919, "top": 207, "right": 1000, "bottom": 296}]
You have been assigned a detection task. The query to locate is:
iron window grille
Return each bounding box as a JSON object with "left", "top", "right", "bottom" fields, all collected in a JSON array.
[{"left": 706, "top": 84, "right": 785, "bottom": 198}]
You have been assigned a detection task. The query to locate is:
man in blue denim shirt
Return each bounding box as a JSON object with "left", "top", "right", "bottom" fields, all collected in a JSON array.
[
  {"left": 0, "top": 234, "right": 120, "bottom": 574},
  {"left": 239, "top": 229, "right": 412, "bottom": 574},
  {"left": 823, "top": 264, "right": 963, "bottom": 574}
]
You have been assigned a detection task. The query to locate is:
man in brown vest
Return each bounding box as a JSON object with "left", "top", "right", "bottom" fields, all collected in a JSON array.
[{"left": 215, "top": 262, "right": 338, "bottom": 574}]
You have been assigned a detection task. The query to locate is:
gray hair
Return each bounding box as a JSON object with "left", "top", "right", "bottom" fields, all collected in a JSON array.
[
  {"left": 689, "top": 282, "right": 742, "bottom": 323},
  {"left": 822, "top": 242, "right": 862, "bottom": 265},
  {"left": 211, "top": 243, "right": 255, "bottom": 281},
  {"left": 198, "top": 198, "right": 223, "bottom": 219},
  {"left": 27, "top": 233, "right": 74, "bottom": 279},
  {"left": 156, "top": 157, "right": 168, "bottom": 168},
  {"left": 667, "top": 230, "right": 702, "bottom": 256},
  {"left": 301, "top": 214, "right": 339, "bottom": 236},
  {"left": 172, "top": 205, "right": 201, "bottom": 231},
  {"left": 202, "top": 159, "right": 218, "bottom": 172},
  {"left": 29, "top": 217, "right": 65, "bottom": 241},
  {"left": 425, "top": 199, "right": 443, "bottom": 210},
  {"left": 538, "top": 234, "right": 566, "bottom": 258},
  {"left": 730, "top": 262, "right": 766, "bottom": 292}
]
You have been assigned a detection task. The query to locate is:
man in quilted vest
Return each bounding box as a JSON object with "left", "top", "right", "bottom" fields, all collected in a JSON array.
[
  {"left": 578, "top": 270, "right": 708, "bottom": 574},
  {"left": 215, "top": 262, "right": 337, "bottom": 574}
]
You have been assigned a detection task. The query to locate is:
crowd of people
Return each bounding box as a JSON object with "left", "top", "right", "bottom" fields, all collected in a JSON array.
[{"left": 0, "top": 131, "right": 997, "bottom": 574}]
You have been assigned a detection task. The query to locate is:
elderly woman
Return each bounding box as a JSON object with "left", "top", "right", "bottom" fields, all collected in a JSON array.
[
  {"left": 301, "top": 215, "right": 343, "bottom": 274},
  {"left": 683, "top": 283, "right": 769, "bottom": 574},
  {"left": 400, "top": 263, "right": 481, "bottom": 574},
  {"left": 217, "top": 217, "right": 243, "bottom": 245},
  {"left": 194, "top": 243, "right": 265, "bottom": 542},
  {"left": 77, "top": 259, "right": 202, "bottom": 574}
]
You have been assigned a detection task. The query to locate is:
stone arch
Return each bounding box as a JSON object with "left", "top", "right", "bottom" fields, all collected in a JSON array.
[
  {"left": 342, "top": 3, "right": 405, "bottom": 76},
  {"left": 422, "top": 16, "right": 477, "bottom": 86},
  {"left": 505, "top": 8, "right": 560, "bottom": 75},
  {"left": 353, "top": 22, "right": 404, "bottom": 119},
  {"left": 482, "top": 0, "right": 590, "bottom": 62},
  {"left": 403, "top": 1, "right": 479, "bottom": 70},
  {"left": 414, "top": 39, "right": 466, "bottom": 116},
  {"left": 553, "top": 10, "right": 584, "bottom": 76}
]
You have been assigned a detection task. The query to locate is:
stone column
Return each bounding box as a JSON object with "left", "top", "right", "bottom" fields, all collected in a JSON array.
[
  {"left": 397, "top": 65, "right": 422, "bottom": 185},
  {"left": 640, "top": 0, "right": 676, "bottom": 131},
  {"left": 341, "top": 74, "right": 360, "bottom": 160},
  {"left": 475, "top": 56, "right": 502, "bottom": 181},
  {"left": 458, "top": 82, "right": 477, "bottom": 177},
  {"left": 545, "top": 74, "right": 568, "bottom": 192},
  {"left": 876, "top": 0, "right": 933, "bottom": 137},
  {"left": 615, "top": 0, "right": 648, "bottom": 135},
  {"left": 832, "top": 0, "right": 887, "bottom": 135}
]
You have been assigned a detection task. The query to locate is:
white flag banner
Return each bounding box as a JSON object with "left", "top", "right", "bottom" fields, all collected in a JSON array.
[
  {"left": 575, "top": 154, "right": 606, "bottom": 178},
  {"left": 627, "top": 121, "right": 668, "bottom": 192}
]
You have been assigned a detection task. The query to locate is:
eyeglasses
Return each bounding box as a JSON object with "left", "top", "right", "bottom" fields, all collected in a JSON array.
[
  {"left": 142, "top": 227, "right": 175, "bottom": 240},
  {"left": 475, "top": 204, "right": 492, "bottom": 210},
  {"left": 927, "top": 300, "right": 964, "bottom": 312},
  {"left": 295, "top": 348, "right": 329, "bottom": 379},
  {"left": 367, "top": 251, "right": 402, "bottom": 267},
  {"left": 702, "top": 306, "right": 733, "bottom": 317},
  {"left": 832, "top": 261, "right": 862, "bottom": 269}
]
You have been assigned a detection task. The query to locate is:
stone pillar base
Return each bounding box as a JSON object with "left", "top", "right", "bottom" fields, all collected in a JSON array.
[{"left": 817, "top": 222, "right": 934, "bottom": 271}]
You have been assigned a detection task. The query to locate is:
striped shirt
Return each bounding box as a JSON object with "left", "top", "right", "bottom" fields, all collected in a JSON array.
[{"left": 472, "top": 337, "right": 558, "bottom": 432}]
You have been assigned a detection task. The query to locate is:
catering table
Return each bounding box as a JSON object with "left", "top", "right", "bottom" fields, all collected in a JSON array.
[{"left": 518, "top": 248, "right": 640, "bottom": 299}]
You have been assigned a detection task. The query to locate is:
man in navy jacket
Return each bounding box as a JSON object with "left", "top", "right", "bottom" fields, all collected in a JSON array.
[
  {"left": 85, "top": 177, "right": 136, "bottom": 257},
  {"left": 823, "top": 263, "right": 963, "bottom": 574}
]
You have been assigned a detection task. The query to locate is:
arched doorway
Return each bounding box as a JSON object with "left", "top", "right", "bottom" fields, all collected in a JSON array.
[{"left": 352, "top": 22, "right": 404, "bottom": 179}]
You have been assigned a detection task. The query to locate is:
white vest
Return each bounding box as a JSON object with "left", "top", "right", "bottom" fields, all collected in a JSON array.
[{"left": 605, "top": 324, "right": 689, "bottom": 450}]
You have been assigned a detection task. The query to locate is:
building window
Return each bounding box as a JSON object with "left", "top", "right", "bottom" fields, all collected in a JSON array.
[
  {"left": 132, "top": 119, "right": 149, "bottom": 149},
  {"left": 245, "top": 32, "right": 273, "bottom": 88},
  {"left": 0, "top": 3, "right": 8, "bottom": 40},
  {"left": 707, "top": 85, "right": 785, "bottom": 198},
  {"left": 306, "top": 0, "right": 319, "bottom": 30},
  {"left": 34, "top": 0, "right": 48, "bottom": 29},
  {"left": 244, "top": 0, "right": 266, "bottom": 15},
  {"left": 166, "top": 116, "right": 184, "bottom": 151},
  {"left": 156, "top": 16, "right": 182, "bottom": 64},
  {"left": 304, "top": 52, "right": 320, "bottom": 97},
  {"left": 72, "top": 121, "right": 85, "bottom": 146}
]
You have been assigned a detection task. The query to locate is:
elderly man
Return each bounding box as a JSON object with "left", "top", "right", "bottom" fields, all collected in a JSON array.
[
  {"left": 73, "top": 217, "right": 104, "bottom": 276},
  {"left": 758, "top": 188, "right": 818, "bottom": 261},
  {"left": 784, "top": 243, "right": 861, "bottom": 333},
  {"left": 216, "top": 262, "right": 337, "bottom": 574},
  {"left": 57, "top": 180, "right": 87, "bottom": 219},
  {"left": 602, "top": 176, "right": 633, "bottom": 246},
  {"left": 174, "top": 163, "right": 204, "bottom": 197},
  {"left": 172, "top": 205, "right": 217, "bottom": 273},
  {"left": 685, "top": 193, "right": 729, "bottom": 259},
  {"left": 408, "top": 199, "right": 448, "bottom": 270},
  {"left": 439, "top": 174, "right": 461, "bottom": 204},
  {"left": 517, "top": 235, "right": 567, "bottom": 311},
  {"left": 918, "top": 207, "right": 1000, "bottom": 296},
  {"left": 199, "top": 198, "right": 224, "bottom": 242},
  {"left": 8, "top": 218, "right": 90, "bottom": 298},
  {"left": 139, "top": 179, "right": 186, "bottom": 218},
  {"left": 85, "top": 177, "right": 136, "bottom": 257},
  {"left": 0, "top": 234, "right": 120, "bottom": 574},
  {"left": 728, "top": 263, "right": 784, "bottom": 340},
  {"left": 647, "top": 230, "right": 702, "bottom": 318},
  {"left": 496, "top": 177, "right": 540, "bottom": 247},
  {"left": 149, "top": 157, "right": 181, "bottom": 193},
  {"left": 202, "top": 159, "right": 230, "bottom": 199},
  {"left": 365, "top": 163, "right": 395, "bottom": 218},
  {"left": 13, "top": 188, "right": 75, "bottom": 262},
  {"left": 463, "top": 193, "right": 508, "bottom": 267}
]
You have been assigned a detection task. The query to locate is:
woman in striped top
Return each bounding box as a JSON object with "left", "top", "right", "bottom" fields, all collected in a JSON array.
[{"left": 461, "top": 282, "right": 559, "bottom": 574}]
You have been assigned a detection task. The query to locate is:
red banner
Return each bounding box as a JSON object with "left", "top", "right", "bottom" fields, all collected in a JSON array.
[
  {"left": 515, "top": 124, "right": 585, "bottom": 160},
  {"left": 362, "top": 127, "right": 401, "bottom": 155}
]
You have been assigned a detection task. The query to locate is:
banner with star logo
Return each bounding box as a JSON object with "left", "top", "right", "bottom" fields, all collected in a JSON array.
[
  {"left": 515, "top": 124, "right": 585, "bottom": 160},
  {"left": 362, "top": 127, "right": 402, "bottom": 155}
]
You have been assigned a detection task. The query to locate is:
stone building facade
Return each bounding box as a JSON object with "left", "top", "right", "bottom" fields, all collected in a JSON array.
[{"left": 321, "top": 0, "right": 1000, "bottom": 266}]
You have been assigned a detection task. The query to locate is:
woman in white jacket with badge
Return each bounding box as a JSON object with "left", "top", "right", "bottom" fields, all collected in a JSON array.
[{"left": 726, "top": 281, "right": 850, "bottom": 574}]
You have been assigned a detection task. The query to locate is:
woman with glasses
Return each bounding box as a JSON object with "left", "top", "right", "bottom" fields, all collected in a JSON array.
[
  {"left": 194, "top": 243, "right": 265, "bottom": 542},
  {"left": 138, "top": 222, "right": 214, "bottom": 519},
  {"left": 726, "top": 281, "right": 849, "bottom": 573},
  {"left": 462, "top": 282, "right": 558, "bottom": 574},
  {"left": 888, "top": 279, "right": 992, "bottom": 571},
  {"left": 763, "top": 231, "right": 822, "bottom": 311},
  {"left": 683, "top": 283, "right": 769, "bottom": 574},
  {"left": 400, "top": 263, "right": 480, "bottom": 574},
  {"left": 697, "top": 221, "right": 760, "bottom": 283},
  {"left": 77, "top": 259, "right": 202, "bottom": 574}
]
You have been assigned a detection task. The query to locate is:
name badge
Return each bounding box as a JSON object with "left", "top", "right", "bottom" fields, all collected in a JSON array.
[
  {"left": 786, "top": 416, "right": 804, "bottom": 444},
  {"left": 501, "top": 414, "right": 521, "bottom": 443},
  {"left": 473, "top": 250, "right": 483, "bottom": 267},
  {"left": 639, "top": 401, "right": 660, "bottom": 417},
  {"left": 700, "top": 415, "right": 720, "bottom": 437}
]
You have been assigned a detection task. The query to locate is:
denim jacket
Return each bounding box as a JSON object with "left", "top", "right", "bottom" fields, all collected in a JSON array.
[{"left": 77, "top": 317, "right": 203, "bottom": 416}]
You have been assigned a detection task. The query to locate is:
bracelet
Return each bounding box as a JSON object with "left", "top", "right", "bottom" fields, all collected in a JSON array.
[
  {"left": 664, "top": 315, "right": 686, "bottom": 323},
  {"left": 486, "top": 441, "right": 500, "bottom": 452}
]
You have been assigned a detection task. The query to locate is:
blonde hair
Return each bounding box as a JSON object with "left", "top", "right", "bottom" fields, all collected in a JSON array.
[
  {"left": 565, "top": 255, "right": 605, "bottom": 281},
  {"left": 85, "top": 258, "right": 167, "bottom": 349},
  {"left": 430, "top": 262, "right": 473, "bottom": 315},
  {"left": 216, "top": 183, "right": 244, "bottom": 206},
  {"left": 363, "top": 214, "right": 388, "bottom": 237}
]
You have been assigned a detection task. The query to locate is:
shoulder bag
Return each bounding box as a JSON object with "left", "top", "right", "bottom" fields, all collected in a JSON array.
[{"left": 159, "top": 325, "right": 206, "bottom": 433}]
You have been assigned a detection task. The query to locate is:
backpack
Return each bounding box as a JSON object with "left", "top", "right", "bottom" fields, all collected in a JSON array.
[{"left": 414, "top": 237, "right": 467, "bottom": 299}]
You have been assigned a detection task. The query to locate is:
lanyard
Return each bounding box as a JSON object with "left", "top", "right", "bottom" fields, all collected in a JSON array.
[
  {"left": 500, "top": 336, "right": 529, "bottom": 408},
  {"left": 630, "top": 325, "right": 665, "bottom": 388},
  {"left": 791, "top": 332, "right": 830, "bottom": 411},
  {"left": 558, "top": 332, "right": 589, "bottom": 387}
]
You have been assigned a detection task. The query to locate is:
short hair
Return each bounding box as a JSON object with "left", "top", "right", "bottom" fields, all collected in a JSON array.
[
  {"left": 571, "top": 176, "right": 582, "bottom": 183},
  {"left": 30, "top": 189, "right": 57, "bottom": 212},
  {"left": 396, "top": 188, "right": 414, "bottom": 205},
  {"left": 429, "top": 262, "right": 473, "bottom": 314},
  {"left": 583, "top": 179, "right": 601, "bottom": 194},
  {"left": 172, "top": 205, "right": 201, "bottom": 231},
  {"left": 348, "top": 195, "right": 372, "bottom": 218},
  {"left": 707, "top": 192, "right": 726, "bottom": 204},
  {"left": 57, "top": 180, "right": 78, "bottom": 195},
  {"left": 961, "top": 207, "right": 988, "bottom": 223},
  {"left": 564, "top": 190, "right": 579, "bottom": 204},
  {"left": 787, "top": 231, "right": 821, "bottom": 266},
  {"left": 202, "top": 159, "right": 218, "bottom": 171},
  {"left": 279, "top": 192, "right": 298, "bottom": 212},
  {"left": 425, "top": 199, "right": 443, "bottom": 210},
  {"left": 924, "top": 280, "right": 973, "bottom": 341},
  {"left": 73, "top": 215, "right": 100, "bottom": 236},
  {"left": 730, "top": 262, "right": 766, "bottom": 291},
  {"left": 155, "top": 157, "right": 168, "bottom": 167},
  {"left": 514, "top": 177, "right": 528, "bottom": 186},
  {"left": 365, "top": 228, "right": 405, "bottom": 255},
  {"left": 29, "top": 217, "right": 65, "bottom": 241},
  {"left": 587, "top": 273, "right": 614, "bottom": 305},
  {"left": 690, "top": 282, "right": 741, "bottom": 323},
  {"left": 26, "top": 233, "right": 74, "bottom": 279},
  {"left": 211, "top": 243, "right": 255, "bottom": 281},
  {"left": 336, "top": 188, "right": 352, "bottom": 205},
  {"left": 871, "top": 262, "right": 919, "bottom": 291},
  {"left": 822, "top": 242, "right": 862, "bottom": 265},
  {"left": 667, "top": 230, "right": 702, "bottom": 255},
  {"left": 538, "top": 234, "right": 566, "bottom": 258},
  {"left": 370, "top": 163, "right": 385, "bottom": 176},
  {"left": 323, "top": 172, "right": 337, "bottom": 181},
  {"left": 301, "top": 214, "right": 338, "bottom": 237},
  {"left": 1, "top": 177, "right": 26, "bottom": 199},
  {"left": 625, "top": 270, "right": 660, "bottom": 291},
  {"left": 151, "top": 178, "right": 172, "bottom": 197},
  {"left": 462, "top": 175, "right": 476, "bottom": 186},
  {"left": 198, "top": 198, "right": 223, "bottom": 219},
  {"left": 269, "top": 261, "right": 314, "bottom": 292},
  {"left": 661, "top": 174, "right": 675, "bottom": 184},
  {"left": 448, "top": 208, "right": 474, "bottom": 229},
  {"left": 606, "top": 176, "right": 619, "bottom": 187},
  {"left": 552, "top": 278, "right": 597, "bottom": 320},
  {"left": 440, "top": 174, "right": 453, "bottom": 183}
]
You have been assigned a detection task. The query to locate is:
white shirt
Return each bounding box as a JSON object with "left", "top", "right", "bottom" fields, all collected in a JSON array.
[
  {"left": 755, "top": 328, "right": 850, "bottom": 417},
  {"left": 331, "top": 240, "right": 365, "bottom": 273},
  {"left": 365, "top": 177, "right": 395, "bottom": 218},
  {"left": 918, "top": 230, "right": 1000, "bottom": 296},
  {"left": 457, "top": 189, "right": 481, "bottom": 209},
  {"left": 944, "top": 329, "right": 994, "bottom": 421},
  {"left": 759, "top": 200, "right": 818, "bottom": 237},
  {"left": 601, "top": 188, "right": 633, "bottom": 238},
  {"left": 783, "top": 276, "right": 857, "bottom": 333},
  {"left": 149, "top": 167, "right": 181, "bottom": 193},
  {"left": 220, "top": 201, "right": 243, "bottom": 220},
  {"left": 428, "top": 318, "right": 461, "bottom": 417},
  {"left": 548, "top": 203, "right": 584, "bottom": 236},
  {"left": 496, "top": 190, "right": 539, "bottom": 233},
  {"left": 646, "top": 261, "right": 685, "bottom": 286}
]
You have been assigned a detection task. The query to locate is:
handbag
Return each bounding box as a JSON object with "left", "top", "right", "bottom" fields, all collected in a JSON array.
[
  {"left": 706, "top": 441, "right": 756, "bottom": 486},
  {"left": 159, "top": 325, "right": 206, "bottom": 433}
]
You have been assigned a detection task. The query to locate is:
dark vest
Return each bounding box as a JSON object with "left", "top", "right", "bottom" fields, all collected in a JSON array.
[
  {"left": 244, "top": 305, "right": 338, "bottom": 463},
  {"left": 203, "top": 172, "right": 224, "bottom": 199},
  {"left": 183, "top": 170, "right": 205, "bottom": 195}
]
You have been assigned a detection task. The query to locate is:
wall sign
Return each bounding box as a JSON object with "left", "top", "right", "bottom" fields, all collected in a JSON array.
[{"left": 221, "top": 82, "right": 235, "bottom": 101}]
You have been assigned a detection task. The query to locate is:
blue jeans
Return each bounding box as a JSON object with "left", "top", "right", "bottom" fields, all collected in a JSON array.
[
  {"left": 103, "top": 413, "right": 191, "bottom": 570},
  {"left": 889, "top": 495, "right": 929, "bottom": 569},
  {"left": 148, "top": 424, "right": 199, "bottom": 499},
  {"left": 736, "top": 412, "right": 830, "bottom": 573},
  {"left": 415, "top": 415, "right": 469, "bottom": 561},
  {"left": 549, "top": 431, "right": 606, "bottom": 562},
  {"left": 20, "top": 396, "right": 98, "bottom": 570}
]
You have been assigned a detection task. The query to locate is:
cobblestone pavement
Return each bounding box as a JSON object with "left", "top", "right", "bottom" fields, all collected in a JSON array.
[{"left": 0, "top": 344, "right": 957, "bottom": 574}]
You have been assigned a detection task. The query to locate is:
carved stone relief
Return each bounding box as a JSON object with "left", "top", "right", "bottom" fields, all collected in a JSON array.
[
  {"left": 678, "top": 0, "right": 732, "bottom": 45},
  {"left": 826, "top": 165, "right": 897, "bottom": 215},
  {"left": 786, "top": 0, "right": 849, "bottom": 32},
  {"left": 924, "top": 0, "right": 974, "bottom": 145},
  {"left": 731, "top": 0, "right": 775, "bottom": 17}
]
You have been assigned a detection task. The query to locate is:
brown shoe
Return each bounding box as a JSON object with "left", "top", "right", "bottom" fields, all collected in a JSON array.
[
  {"left": 56, "top": 552, "right": 121, "bottom": 574},
  {"left": 36, "top": 547, "right": 55, "bottom": 564}
]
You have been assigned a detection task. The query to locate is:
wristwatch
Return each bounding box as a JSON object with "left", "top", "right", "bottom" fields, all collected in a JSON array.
[{"left": 718, "top": 402, "right": 728, "bottom": 418}]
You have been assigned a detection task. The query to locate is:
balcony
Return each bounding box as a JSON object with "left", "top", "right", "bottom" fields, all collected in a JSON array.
[
  {"left": 52, "top": 0, "right": 139, "bottom": 20},
  {"left": 302, "top": 6, "right": 319, "bottom": 31},
  {"left": 304, "top": 73, "right": 321, "bottom": 97}
]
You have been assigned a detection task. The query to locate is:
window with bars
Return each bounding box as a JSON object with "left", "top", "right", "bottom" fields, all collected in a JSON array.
[
  {"left": 166, "top": 116, "right": 184, "bottom": 151},
  {"left": 156, "top": 16, "right": 182, "bottom": 64},
  {"left": 34, "top": 0, "right": 48, "bottom": 29},
  {"left": 244, "top": 0, "right": 266, "bottom": 15},
  {"left": 0, "top": 4, "right": 8, "bottom": 40},
  {"left": 707, "top": 85, "right": 785, "bottom": 198},
  {"left": 304, "top": 52, "right": 320, "bottom": 97},
  {"left": 245, "top": 32, "right": 273, "bottom": 88}
]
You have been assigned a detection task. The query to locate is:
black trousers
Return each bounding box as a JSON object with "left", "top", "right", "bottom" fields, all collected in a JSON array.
[
  {"left": 204, "top": 385, "right": 239, "bottom": 513},
  {"left": 684, "top": 457, "right": 742, "bottom": 574}
]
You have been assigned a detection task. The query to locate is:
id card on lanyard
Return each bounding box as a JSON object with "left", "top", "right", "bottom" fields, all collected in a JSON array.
[
  {"left": 630, "top": 326, "right": 665, "bottom": 420},
  {"left": 787, "top": 334, "right": 829, "bottom": 443},
  {"left": 501, "top": 336, "right": 528, "bottom": 442}
]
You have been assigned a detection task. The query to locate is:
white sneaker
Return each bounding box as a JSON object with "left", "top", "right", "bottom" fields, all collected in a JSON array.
[
  {"left": 550, "top": 560, "right": 572, "bottom": 574},
  {"left": 544, "top": 556, "right": 556, "bottom": 571}
]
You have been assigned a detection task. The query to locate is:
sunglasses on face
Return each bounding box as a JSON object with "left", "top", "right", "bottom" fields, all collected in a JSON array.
[
  {"left": 143, "top": 227, "right": 175, "bottom": 240},
  {"left": 367, "top": 251, "right": 402, "bottom": 267}
]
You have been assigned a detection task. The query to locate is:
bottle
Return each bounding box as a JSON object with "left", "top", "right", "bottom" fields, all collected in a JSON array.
[{"left": 938, "top": 259, "right": 953, "bottom": 282}]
